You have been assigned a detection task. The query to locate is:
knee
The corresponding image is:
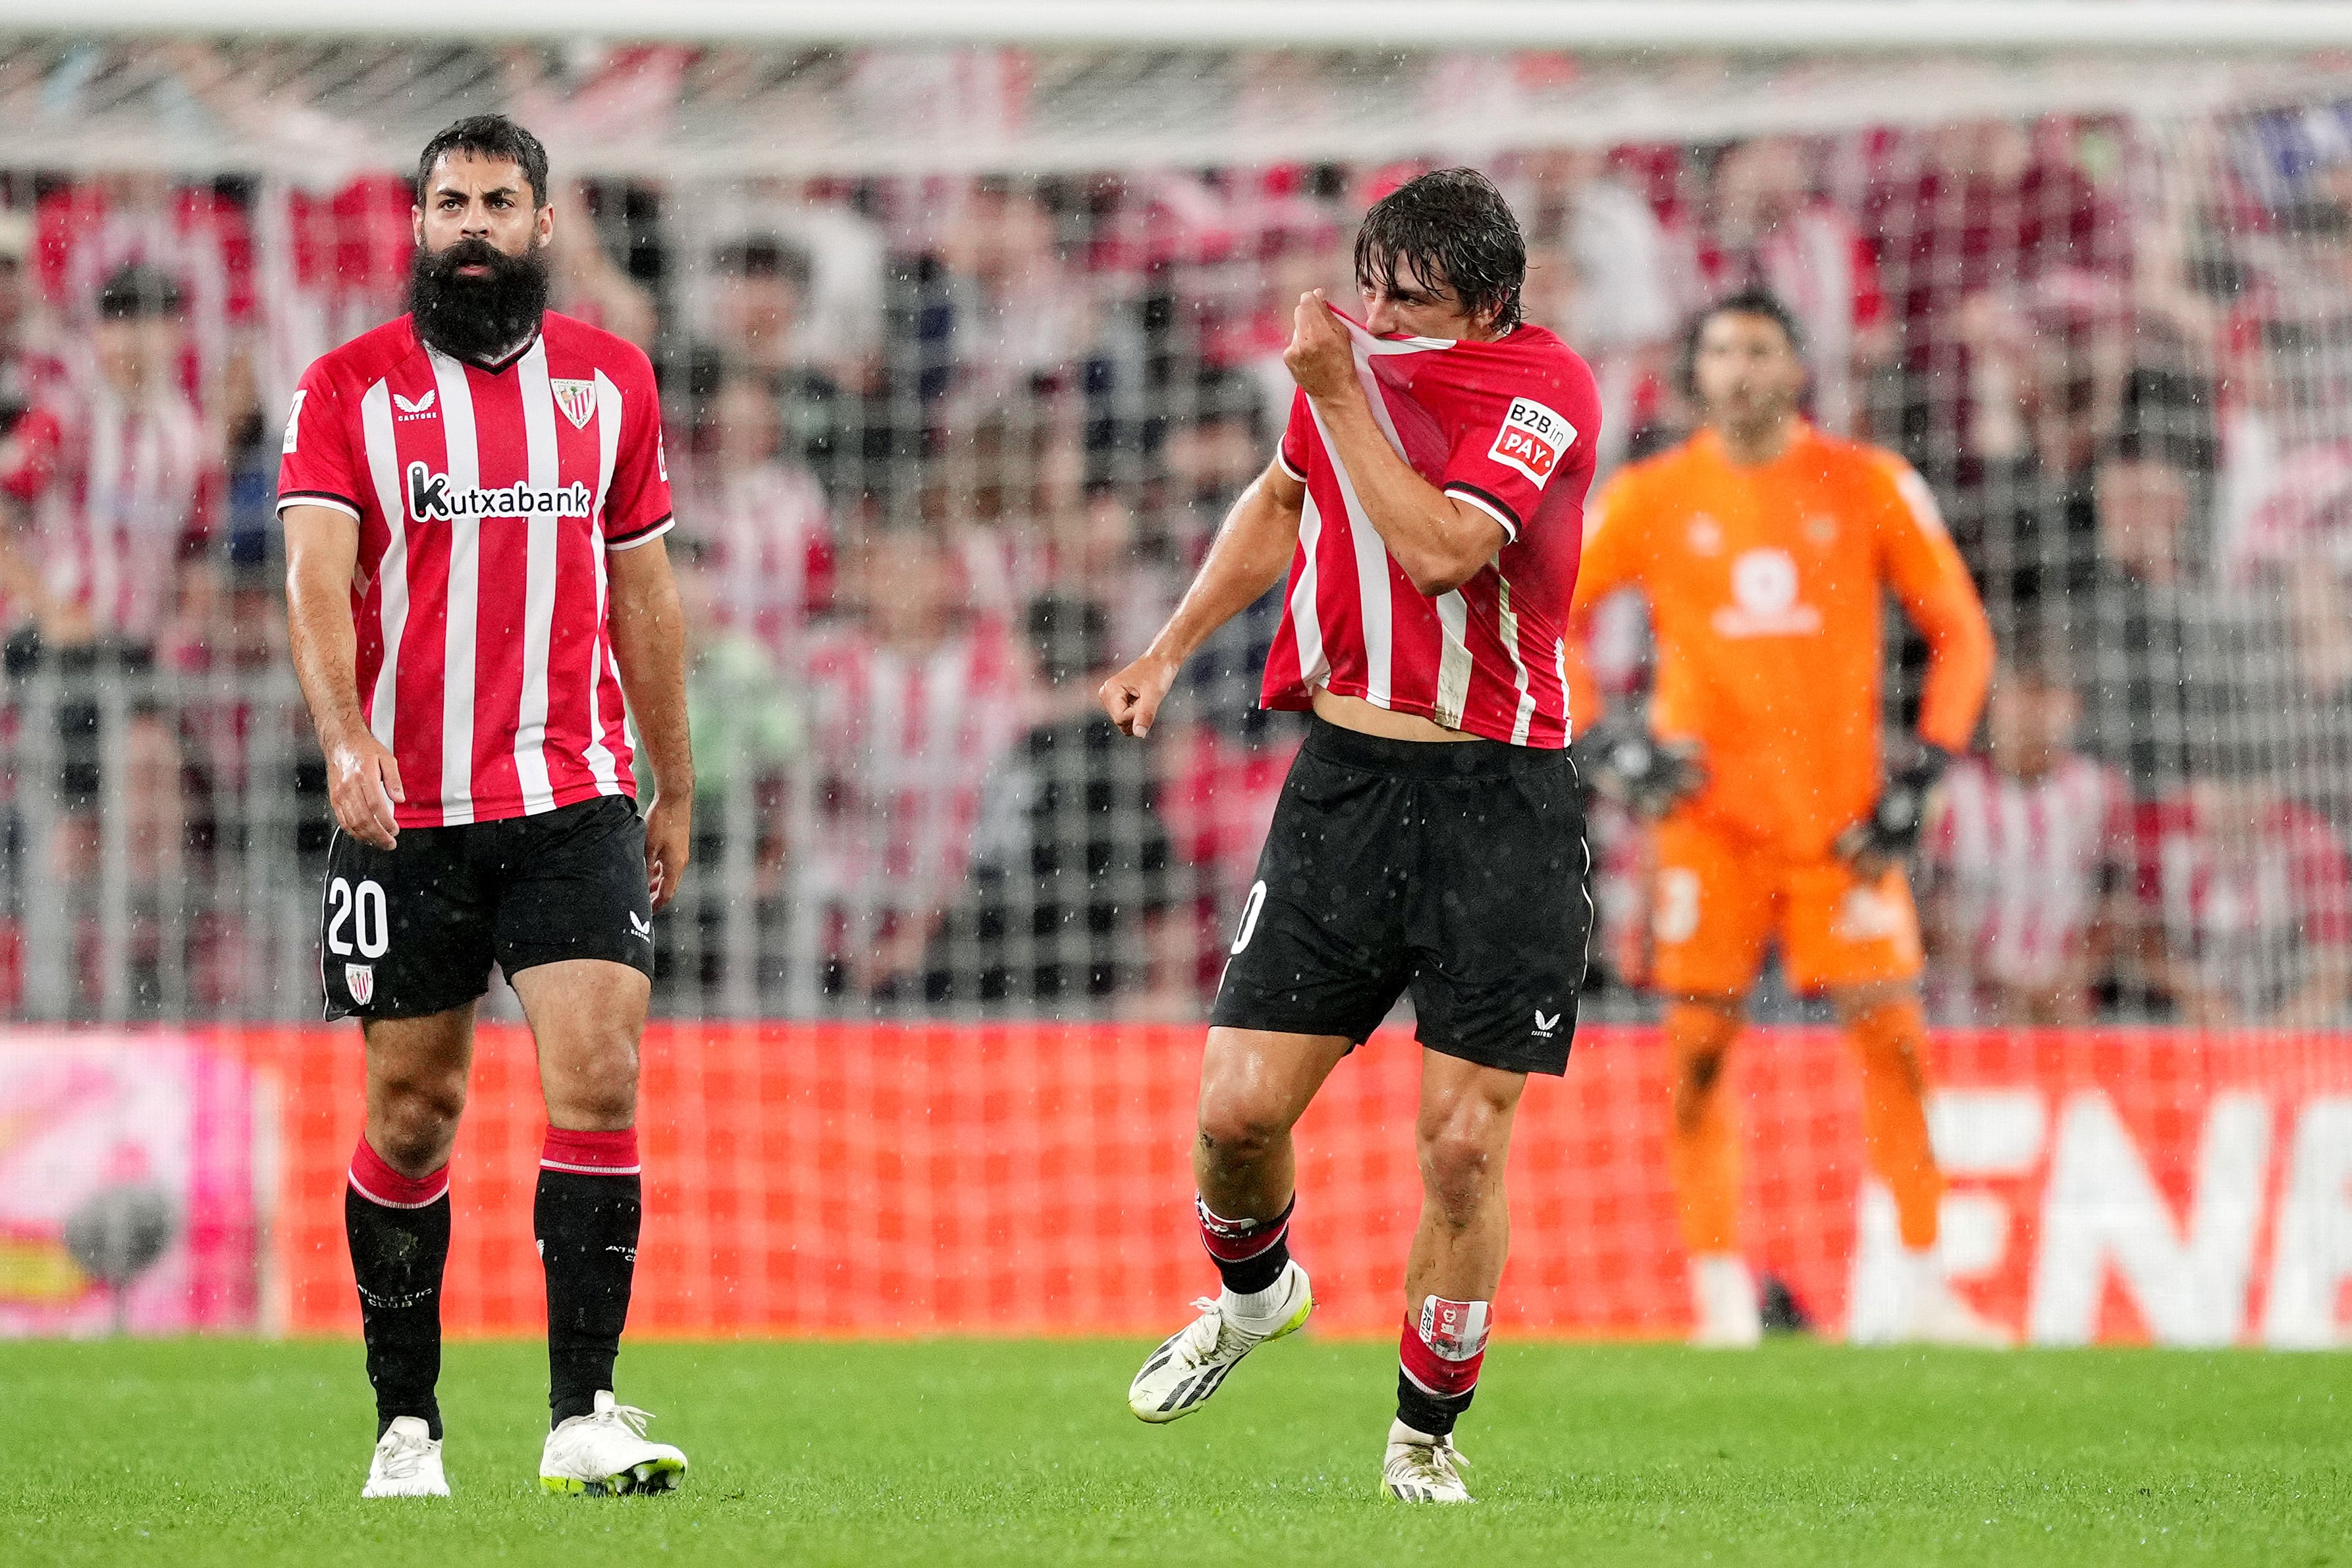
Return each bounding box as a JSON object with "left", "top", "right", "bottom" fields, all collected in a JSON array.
[
  {"left": 1418, "top": 1109, "right": 1507, "bottom": 1226},
  {"left": 1196, "top": 1089, "right": 1290, "bottom": 1171},
  {"left": 373, "top": 1070, "right": 466, "bottom": 1172},
  {"left": 561, "top": 1032, "right": 640, "bottom": 1129}
]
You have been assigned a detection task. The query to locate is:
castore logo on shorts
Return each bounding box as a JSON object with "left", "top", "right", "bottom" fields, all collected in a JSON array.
[{"left": 406, "top": 461, "right": 593, "bottom": 524}]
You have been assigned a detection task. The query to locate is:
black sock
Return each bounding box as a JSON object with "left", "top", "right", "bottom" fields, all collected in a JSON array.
[
  {"left": 344, "top": 1143, "right": 451, "bottom": 1441},
  {"left": 536, "top": 1128, "right": 642, "bottom": 1427},
  {"left": 1396, "top": 1375, "right": 1476, "bottom": 1438}
]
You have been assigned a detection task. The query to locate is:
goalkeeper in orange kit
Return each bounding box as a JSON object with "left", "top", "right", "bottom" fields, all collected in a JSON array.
[{"left": 1567, "top": 290, "right": 2006, "bottom": 1346}]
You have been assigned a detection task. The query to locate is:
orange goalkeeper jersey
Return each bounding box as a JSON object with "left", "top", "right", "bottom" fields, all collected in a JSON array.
[{"left": 1570, "top": 423, "right": 1992, "bottom": 860}]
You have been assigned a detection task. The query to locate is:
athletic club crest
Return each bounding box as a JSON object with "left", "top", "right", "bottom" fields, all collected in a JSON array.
[
  {"left": 551, "top": 379, "right": 598, "bottom": 431},
  {"left": 345, "top": 963, "right": 374, "bottom": 1005}
]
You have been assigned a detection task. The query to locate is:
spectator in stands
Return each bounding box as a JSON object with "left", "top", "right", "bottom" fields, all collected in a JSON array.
[
  {"left": 35, "top": 170, "right": 254, "bottom": 415},
  {"left": 7, "top": 263, "right": 219, "bottom": 656},
  {"left": 3, "top": 264, "right": 219, "bottom": 1007},
  {"left": 0, "top": 208, "right": 53, "bottom": 421},
  {"left": 1514, "top": 148, "right": 1677, "bottom": 471},
  {"left": 2274, "top": 548, "right": 2352, "bottom": 841},
  {"left": 678, "top": 541, "right": 804, "bottom": 831},
  {"left": 801, "top": 525, "right": 1027, "bottom": 1002},
  {"left": 937, "top": 397, "right": 1065, "bottom": 621},
  {"left": 1041, "top": 478, "right": 1174, "bottom": 664},
  {"left": 1921, "top": 652, "right": 2128, "bottom": 1024},
  {"left": 2081, "top": 432, "right": 2215, "bottom": 793},
  {"left": 1870, "top": 117, "right": 2128, "bottom": 544},
  {"left": 1686, "top": 136, "right": 1892, "bottom": 438},
  {"left": 951, "top": 594, "right": 1191, "bottom": 1014},
  {"left": 934, "top": 177, "right": 1099, "bottom": 400},
  {"left": 2217, "top": 311, "right": 2352, "bottom": 583},
  {"left": 679, "top": 367, "right": 836, "bottom": 651},
  {"left": 548, "top": 178, "right": 658, "bottom": 350},
  {"left": 654, "top": 542, "right": 805, "bottom": 1001},
  {"left": 690, "top": 233, "right": 909, "bottom": 511},
  {"left": 707, "top": 232, "right": 818, "bottom": 382},
  {"left": 2126, "top": 682, "right": 2352, "bottom": 1029},
  {"left": 0, "top": 209, "right": 65, "bottom": 598}
]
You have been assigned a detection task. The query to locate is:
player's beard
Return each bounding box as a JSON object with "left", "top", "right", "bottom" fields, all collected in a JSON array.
[{"left": 408, "top": 236, "right": 550, "bottom": 365}]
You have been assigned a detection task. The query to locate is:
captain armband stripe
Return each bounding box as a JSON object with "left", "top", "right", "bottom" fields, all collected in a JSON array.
[
  {"left": 1445, "top": 483, "right": 1521, "bottom": 543},
  {"left": 604, "top": 514, "right": 674, "bottom": 551},
  {"left": 276, "top": 490, "right": 362, "bottom": 521}
]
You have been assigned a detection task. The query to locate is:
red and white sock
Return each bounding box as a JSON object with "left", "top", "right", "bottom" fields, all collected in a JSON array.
[
  {"left": 1397, "top": 1296, "right": 1491, "bottom": 1438},
  {"left": 1196, "top": 1194, "right": 1295, "bottom": 1315}
]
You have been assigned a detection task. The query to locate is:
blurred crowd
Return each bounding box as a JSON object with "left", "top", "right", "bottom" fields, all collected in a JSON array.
[{"left": 5, "top": 104, "right": 2352, "bottom": 1025}]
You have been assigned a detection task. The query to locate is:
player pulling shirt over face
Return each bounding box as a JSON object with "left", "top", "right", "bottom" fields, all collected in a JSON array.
[{"left": 1101, "top": 169, "right": 1602, "bottom": 1505}]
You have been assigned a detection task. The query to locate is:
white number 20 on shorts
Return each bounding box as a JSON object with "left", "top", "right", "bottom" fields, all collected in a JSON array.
[
  {"left": 326, "top": 876, "right": 391, "bottom": 959},
  {"left": 1231, "top": 881, "right": 1268, "bottom": 955}
]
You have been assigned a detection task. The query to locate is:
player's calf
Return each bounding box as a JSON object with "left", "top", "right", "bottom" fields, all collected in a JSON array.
[
  {"left": 535, "top": 1128, "right": 643, "bottom": 1426},
  {"left": 345, "top": 1138, "right": 453, "bottom": 1461}
]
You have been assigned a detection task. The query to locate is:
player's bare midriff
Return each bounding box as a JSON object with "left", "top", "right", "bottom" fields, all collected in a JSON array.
[{"left": 1311, "top": 687, "right": 1481, "bottom": 743}]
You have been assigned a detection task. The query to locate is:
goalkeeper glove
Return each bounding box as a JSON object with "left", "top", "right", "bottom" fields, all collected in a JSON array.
[
  {"left": 1569, "top": 712, "right": 1707, "bottom": 819},
  {"left": 1834, "top": 739, "right": 1953, "bottom": 872}
]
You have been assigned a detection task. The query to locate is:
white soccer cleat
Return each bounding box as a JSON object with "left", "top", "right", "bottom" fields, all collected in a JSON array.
[
  {"left": 1382, "top": 1419, "right": 1474, "bottom": 1503},
  {"left": 1127, "top": 1259, "right": 1313, "bottom": 1423},
  {"left": 538, "top": 1391, "right": 689, "bottom": 1496},
  {"left": 361, "top": 1416, "right": 450, "bottom": 1499},
  {"left": 1688, "top": 1253, "right": 1763, "bottom": 1348}
]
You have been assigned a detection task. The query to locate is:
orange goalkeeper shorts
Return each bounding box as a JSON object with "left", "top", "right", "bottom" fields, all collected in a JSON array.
[{"left": 1647, "top": 813, "right": 1923, "bottom": 998}]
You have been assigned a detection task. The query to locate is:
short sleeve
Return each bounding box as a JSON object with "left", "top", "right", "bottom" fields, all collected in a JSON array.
[
  {"left": 1275, "top": 388, "right": 1310, "bottom": 483},
  {"left": 603, "top": 348, "right": 674, "bottom": 550},
  {"left": 1440, "top": 377, "right": 1586, "bottom": 544},
  {"left": 275, "top": 363, "right": 363, "bottom": 521}
]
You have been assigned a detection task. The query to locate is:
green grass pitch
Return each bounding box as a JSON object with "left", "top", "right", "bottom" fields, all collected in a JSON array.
[{"left": 7, "top": 1336, "right": 2343, "bottom": 1567}]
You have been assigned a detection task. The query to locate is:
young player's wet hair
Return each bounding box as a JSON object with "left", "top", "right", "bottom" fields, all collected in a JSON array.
[
  {"left": 1355, "top": 169, "right": 1526, "bottom": 335},
  {"left": 1678, "top": 286, "right": 1808, "bottom": 398},
  {"left": 415, "top": 114, "right": 551, "bottom": 211}
]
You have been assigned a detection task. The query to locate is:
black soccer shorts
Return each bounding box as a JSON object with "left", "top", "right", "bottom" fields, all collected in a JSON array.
[
  {"left": 1210, "top": 715, "right": 1591, "bottom": 1076},
  {"left": 319, "top": 794, "right": 655, "bottom": 1021}
]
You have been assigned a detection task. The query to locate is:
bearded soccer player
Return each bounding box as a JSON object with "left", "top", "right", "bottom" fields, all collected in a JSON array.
[
  {"left": 1566, "top": 289, "right": 2003, "bottom": 1347},
  {"left": 1102, "top": 170, "right": 1601, "bottom": 1503},
  {"left": 279, "top": 116, "right": 693, "bottom": 1498}
]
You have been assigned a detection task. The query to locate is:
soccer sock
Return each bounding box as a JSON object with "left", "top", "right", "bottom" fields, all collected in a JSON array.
[
  {"left": 1396, "top": 1297, "right": 1491, "bottom": 1438},
  {"left": 1846, "top": 998, "right": 1945, "bottom": 1249},
  {"left": 1196, "top": 1193, "right": 1295, "bottom": 1311},
  {"left": 344, "top": 1138, "right": 451, "bottom": 1441},
  {"left": 1664, "top": 1001, "right": 1745, "bottom": 1255},
  {"left": 537, "top": 1127, "right": 643, "bottom": 1428}
]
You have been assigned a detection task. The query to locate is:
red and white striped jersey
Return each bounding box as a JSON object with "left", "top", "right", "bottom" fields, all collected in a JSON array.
[
  {"left": 2131, "top": 791, "right": 2352, "bottom": 1019},
  {"left": 678, "top": 459, "right": 836, "bottom": 652},
  {"left": 7, "top": 361, "right": 218, "bottom": 645},
  {"left": 799, "top": 621, "right": 1028, "bottom": 918},
  {"left": 276, "top": 311, "right": 674, "bottom": 829},
  {"left": 1926, "top": 754, "right": 2126, "bottom": 989},
  {"left": 1262, "top": 314, "right": 1601, "bottom": 748}
]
